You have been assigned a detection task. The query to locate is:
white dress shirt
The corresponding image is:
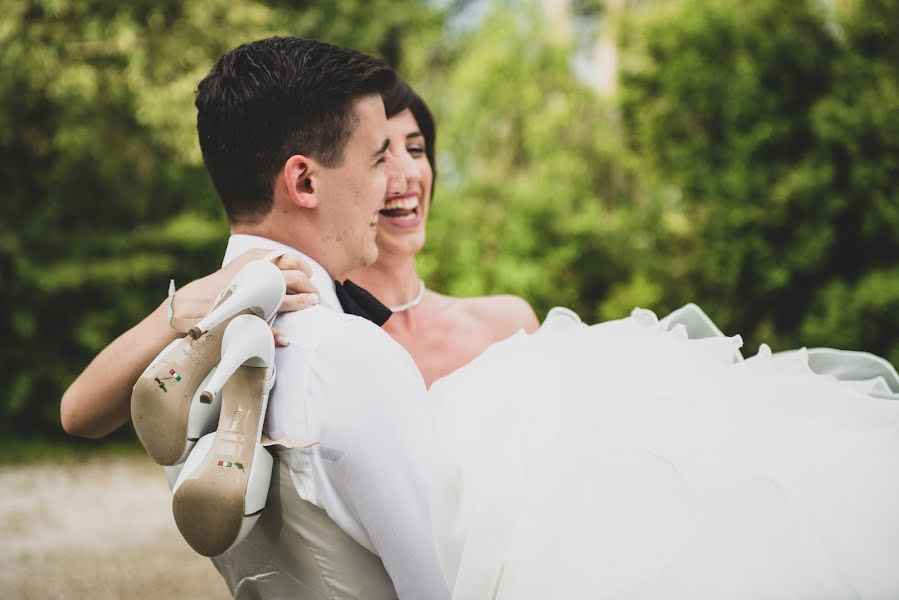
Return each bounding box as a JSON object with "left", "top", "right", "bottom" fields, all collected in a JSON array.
[{"left": 221, "top": 234, "right": 448, "bottom": 599}]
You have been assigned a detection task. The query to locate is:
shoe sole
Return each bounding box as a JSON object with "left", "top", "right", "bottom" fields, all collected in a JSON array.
[
  {"left": 171, "top": 363, "right": 267, "bottom": 557},
  {"left": 131, "top": 312, "right": 249, "bottom": 465}
]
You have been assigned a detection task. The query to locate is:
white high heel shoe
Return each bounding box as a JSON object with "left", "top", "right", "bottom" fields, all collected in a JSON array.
[
  {"left": 170, "top": 314, "right": 276, "bottom": 557},
  {"left": 132, "top": 257, "right": 286, "bottom": 466}
]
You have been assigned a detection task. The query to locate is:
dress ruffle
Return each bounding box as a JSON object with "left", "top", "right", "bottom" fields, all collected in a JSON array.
[{"left": 429, "top": 305, "right": 899, "bottom": 599}]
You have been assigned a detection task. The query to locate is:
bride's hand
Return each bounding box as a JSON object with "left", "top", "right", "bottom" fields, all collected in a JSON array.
[{"left": 172, "top": 248, "right": 319, "bottom": 347}]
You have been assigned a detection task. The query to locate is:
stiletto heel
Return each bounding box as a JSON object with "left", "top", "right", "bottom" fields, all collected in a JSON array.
[
  {"left": 188, "top": 261, "right": 285, "bottom": 339},
  {"left": 132, "top": 255, "right": 286, "bottom": 466},
  {"left": 171, "top": 314, "right": 276, "bottom": 557},
  {"left": 196, "top": 315, "right": 273, "bottom": 404}
]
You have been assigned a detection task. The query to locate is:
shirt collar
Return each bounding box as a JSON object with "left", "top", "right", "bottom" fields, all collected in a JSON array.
[{"left": 223, "top": 234, "right": 342, "bottom": 312}]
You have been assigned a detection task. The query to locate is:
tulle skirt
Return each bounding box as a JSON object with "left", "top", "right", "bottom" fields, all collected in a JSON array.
[{"left": 429, "top": 305, "right": 899, "bottom": 599}]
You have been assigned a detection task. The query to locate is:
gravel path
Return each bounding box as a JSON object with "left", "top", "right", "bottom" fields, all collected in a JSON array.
[{"left": 1, "top": 456, "right": 230, "bottom": 599}]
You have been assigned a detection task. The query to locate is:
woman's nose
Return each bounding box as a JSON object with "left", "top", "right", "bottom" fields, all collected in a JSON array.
[
  {"left": 384, "top": 149, "right": 408, "bottom": 195},
  {"left": 398, "top": 150, "right": 422, "bottom": 183}
]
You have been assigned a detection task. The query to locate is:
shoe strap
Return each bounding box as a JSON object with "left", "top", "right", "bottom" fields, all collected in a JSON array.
[
  {"left": 167, "top": 249, "right": 291, "bottom": 333},
  {"left": 261, "top": 249, "right": 289, "bottom": 263},
  {"left": 261, "top": 249, "right": 290, "bottom": 326},
  {"left": 261, "top": 434, "right": 319, "bottom": 449},
  {"left": 263, "top": 363, "right": 277, "bottom": 394}
]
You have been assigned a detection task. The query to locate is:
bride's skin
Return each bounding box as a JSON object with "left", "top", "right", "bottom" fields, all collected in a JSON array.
[
  {"left": 61, "top": 105, "right": 538, "bottom": 439},
  {"left": 344, "top": 108, "right": 539, "bottom": 385}
]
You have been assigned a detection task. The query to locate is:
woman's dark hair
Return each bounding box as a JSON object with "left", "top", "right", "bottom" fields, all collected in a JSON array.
[
  {"left": 196, "top": 37, "right": 396, "bottom": 224},
  {"left": 383, "top": 79, "right": 437, "bottom": 198}
]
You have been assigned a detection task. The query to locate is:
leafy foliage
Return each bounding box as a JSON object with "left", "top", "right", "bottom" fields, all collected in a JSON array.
[
  {"left": 2, "top": 0, "right": 897, "bottom": 437},
  {"left": 419, "top": 4, "right": 655, "bottom": 319},
  {"left": 616, "top": 0, "right": 899, "bottom": 360},
  {"left": 0, "top": 0, "right": 442, "bottom": 436}
]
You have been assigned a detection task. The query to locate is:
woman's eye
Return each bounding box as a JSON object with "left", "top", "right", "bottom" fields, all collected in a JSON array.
[{"left": 408, "top": 145, "right": 425, "bottom": 157}]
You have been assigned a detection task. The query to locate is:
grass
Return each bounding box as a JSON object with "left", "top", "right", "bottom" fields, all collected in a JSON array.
[{"left": 0, "top": 434, "right": 145, "bottom": 466}]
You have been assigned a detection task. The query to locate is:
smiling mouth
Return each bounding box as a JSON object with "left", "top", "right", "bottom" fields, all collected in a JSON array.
[{"left": 380, "top": 196, "right": 419, "bottom": 222}]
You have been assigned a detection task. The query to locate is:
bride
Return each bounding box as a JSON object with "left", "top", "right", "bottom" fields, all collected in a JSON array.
[
  {"left": 61, "top": 78, "right": 899, "bottom": 598},
  {"left": 431, "top": 304, "right": 899, "bottom": 598}
]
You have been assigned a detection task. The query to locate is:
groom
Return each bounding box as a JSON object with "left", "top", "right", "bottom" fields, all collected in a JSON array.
[{"left": 194, "top": 38, "right": 448, "bottom": 599}]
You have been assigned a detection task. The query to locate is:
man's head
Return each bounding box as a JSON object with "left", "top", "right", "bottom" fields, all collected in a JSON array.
[{"left": 196, "top": 37, "right": 402, "bottom": 274}]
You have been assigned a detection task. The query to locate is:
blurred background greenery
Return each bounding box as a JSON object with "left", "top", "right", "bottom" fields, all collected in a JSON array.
[{"left": 2, "top": 0, "right": 897, "bottom": 442}]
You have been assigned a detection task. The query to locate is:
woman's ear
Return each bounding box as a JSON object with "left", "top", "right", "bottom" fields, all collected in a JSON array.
[{"left": 281, "top": 155, "right": 319, "bottom": 209}]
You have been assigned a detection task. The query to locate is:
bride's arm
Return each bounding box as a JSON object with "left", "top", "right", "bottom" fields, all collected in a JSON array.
[
  {"left": 61, "top": 300, "right": 183, "bottom": 438},
  {"left": 60, "top": 250, "right": 319, "bottom": 439}
]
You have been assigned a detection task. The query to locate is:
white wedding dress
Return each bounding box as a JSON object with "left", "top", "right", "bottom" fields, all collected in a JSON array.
[{"left": 429, "top": 305, "right": 899, "bottom": 599}]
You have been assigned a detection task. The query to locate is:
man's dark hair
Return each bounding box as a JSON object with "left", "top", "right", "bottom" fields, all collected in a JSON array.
[
  {"left": 196, "top": 37, "right": 396, "bottom": 223},
  {"left": 383, "top": 78, "right": 437, "bottom": 199}
]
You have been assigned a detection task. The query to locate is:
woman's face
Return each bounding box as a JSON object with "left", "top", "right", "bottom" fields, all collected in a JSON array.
[{"left": 376, "top": 109, "right": 433, "bottom": 258}]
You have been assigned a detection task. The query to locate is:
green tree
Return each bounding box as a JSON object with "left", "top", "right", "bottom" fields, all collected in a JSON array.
[
  {"left": 799, "top": 0, "right": 899, "bottom": 365},
  {"left": 3, "top": 0, "right": 896, "bottom": 439},
  {"left": 0, "top": 0, "right": 442, "bottom": 437},
  {"left": 617, "top": 0, "right": 899, "bottom": 360},
  {"left": 418, "top": 3, "right": 657, "bottom": 320}
]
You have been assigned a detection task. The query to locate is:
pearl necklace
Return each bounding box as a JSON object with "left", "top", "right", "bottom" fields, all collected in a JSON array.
[{"left": 388, "top": 278, "right": 426, "bottom": 312}]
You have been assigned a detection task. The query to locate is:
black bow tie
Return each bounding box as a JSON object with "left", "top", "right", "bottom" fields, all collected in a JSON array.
[{"left": 334, "top": 279, "right": 392, "bottom": 326}]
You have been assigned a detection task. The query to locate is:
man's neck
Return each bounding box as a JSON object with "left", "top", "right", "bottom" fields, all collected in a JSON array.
[{"left": 231, "top": 222, "right": 344, "bottom": 280}]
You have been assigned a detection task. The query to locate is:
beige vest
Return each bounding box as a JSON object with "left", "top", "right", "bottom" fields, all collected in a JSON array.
[{"left": 211, "top": 459, "right": 399, "bottom": 599}]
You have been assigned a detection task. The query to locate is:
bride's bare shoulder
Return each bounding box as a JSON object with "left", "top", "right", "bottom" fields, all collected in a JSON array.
[{"left": 453, "top": 294, "right": 540, "bottom": 335}]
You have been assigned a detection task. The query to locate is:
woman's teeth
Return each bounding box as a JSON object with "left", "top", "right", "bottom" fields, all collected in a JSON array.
[
  {"left": 380, "top": 196, "right": 420, "bottom": 219},
  {"left": 384, "top": 196, "right": 419, "bottom": 210}
]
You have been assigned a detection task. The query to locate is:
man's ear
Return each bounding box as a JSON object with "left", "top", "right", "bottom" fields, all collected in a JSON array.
[{"left": 281, "top": 155, "right": 319, "bottom": 209}]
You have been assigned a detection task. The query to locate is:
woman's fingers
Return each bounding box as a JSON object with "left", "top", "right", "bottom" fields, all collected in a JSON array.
[
  {"left": 273, "top": 255, "right": 319, "bottom": 314},
  {"left": 271, "top": 326, "right": 291, "bottom": 347},
  {"left": 271, "top": 290, "right": 320, "bottom": 344},
  {"left": 282, "top": 269, "right": 317, "bottom": 295},
  {"left": 275, "top": 253, "right": 313, "bottom": 279},
  {"left": 280, "top": 270, "right": 319, "bottom": 314},
  {"left": 280, "top": 292, "right": 320, "bottom": 313}
]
